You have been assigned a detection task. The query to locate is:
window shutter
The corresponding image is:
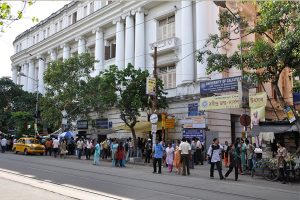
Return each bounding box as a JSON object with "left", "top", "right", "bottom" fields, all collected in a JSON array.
[
  {"left": 111, "top": 44, "right": 116, "bottom": 58},
  {"left": 105, "top": 46, "right": 110, "bottom": 60}
]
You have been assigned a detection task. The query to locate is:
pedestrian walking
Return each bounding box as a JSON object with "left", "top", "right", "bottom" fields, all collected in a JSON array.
[
  {"left": 111, "top": 139, "right": 118, "bottom": 167},
  {"left": 137, "top": 137, "right": 142, "bottom": 158},
  {"left": 45, "top": 139, "right": 53, "bottom": 156},
  {"left": 241, "top": 139, "right": 247, "bottom": 174},
  {"left": 223, "top": 141, "right": 229, "bottom": 167},
  {"left": 76, "top": 138, "right": 84, "bottom": 159},
  {"left": 144, "top": 139, "right": 152, "bottom": 163},
  {"left": 60, "top": 140, "right": 67, "bottom": 159},
  {"left": 153, "top": 140, "right": 163, "bottom": 174},
  {"left": 115, "top": 142, "right": 125, "bottom": 167},
  {"left": 225, "top": 142, "right": 240, "bottom": 181},
  {"left": 52, "top": 138, "right": 59, "bottom": 158},
  {"left": 179, "top": 137, "right": 191, "bottom": 176},
  {"left": 207, "top": 138, "right": 224, "bottom": 179},
  {"left": 166, "top": 143, "right": 174, "bottom": 172},
  {"left": 86, "top": 139, "right": 92, "bottom": 160},
  {"left": 93, "top": 140, "right": 101, "bottom": 165},
  {"left": 246, "top": 139, "right": 254, "bottom": 173},
  {"left": 173, "top": 140, "right": 182, "bottom": 175},
  {"left": 277, "top": 142, "right": 287, "bottom": 184},
  {"left": 195, "top": 138, "right": 203, "bottom": 165},
  {"left": 189, "top": 139, "right": 195, "bottom": 169},
  {"left": 1, "top": 137, "right": 7, "bottom": 153}
]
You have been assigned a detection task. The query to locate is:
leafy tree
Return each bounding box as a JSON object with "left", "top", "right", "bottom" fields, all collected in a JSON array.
[
  {"left": 10, "top": 111, "right": 34, "bottom": 138},
  {"left": 0, "top": 77, "right": 36, "bottom": 135},
  {"left": 197, "top": 1, "right": 300, "bottom": 131},
  {"left": 99, "top": 64, "right": 168, "bottom": 149},
  {"left": 42, "top": 53, "right": 96, "bottom": 129},
  {"left": 0, "top": 1, "right": 36, "bottom": 32}
]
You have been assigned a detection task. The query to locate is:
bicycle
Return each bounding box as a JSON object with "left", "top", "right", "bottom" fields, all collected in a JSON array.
[{"left": 251, "top": 158, "right": 278, "bottom": 181}]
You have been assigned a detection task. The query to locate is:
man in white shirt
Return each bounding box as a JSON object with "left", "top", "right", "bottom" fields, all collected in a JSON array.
[
  {"left": 76, "top": 138, "right": 84, "bottom": 159},
  {"left": 52, "top": 138, "right": 59, "bottom": 158},
  {"left": 1, "top": 138, "right": 7, "bottom": 153},
  {"left": 207, "top": 138, "right": 224, "bottom": 179},
  {"left": 179, "top": 137, "right": 191, "bottom": 176},
  {"left": 86, "top": 139, "right": 92, "bottom": 160},
  {"left": 195, "top": 138, "right": 203, "bottom": 165}
]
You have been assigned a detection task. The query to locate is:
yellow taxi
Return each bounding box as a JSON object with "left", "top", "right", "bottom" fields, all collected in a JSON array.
[{"left": 12, "top": 138, "right": 45, "bottom": 155}]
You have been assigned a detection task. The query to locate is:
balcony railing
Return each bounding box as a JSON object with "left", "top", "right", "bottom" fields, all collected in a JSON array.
[{"left": 149, "top": 37, "right": 179, "bottom": 55}]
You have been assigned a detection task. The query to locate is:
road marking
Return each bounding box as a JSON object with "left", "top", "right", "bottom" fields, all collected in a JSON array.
[{"left": 0, "top": 168, "right": 132, "bottom": 200}]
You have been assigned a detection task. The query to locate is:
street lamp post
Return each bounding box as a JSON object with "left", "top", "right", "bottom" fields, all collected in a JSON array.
[{"left": 18, "top": 72, "right": 39, "bottom": 138}]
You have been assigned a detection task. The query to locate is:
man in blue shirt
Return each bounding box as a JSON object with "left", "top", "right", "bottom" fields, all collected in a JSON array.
[{"left": 153, "top": 139, "right": 163, "bottom": 174}]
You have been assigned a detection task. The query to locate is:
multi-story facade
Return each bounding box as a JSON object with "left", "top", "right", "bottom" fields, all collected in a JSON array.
[{"left": 11, "top": 1, "right": 293, "bottom": 144}]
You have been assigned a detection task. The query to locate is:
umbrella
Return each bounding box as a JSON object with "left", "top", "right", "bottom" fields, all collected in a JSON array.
[{"left": 60, "top": 131, "right": 74, "bottom": 139}]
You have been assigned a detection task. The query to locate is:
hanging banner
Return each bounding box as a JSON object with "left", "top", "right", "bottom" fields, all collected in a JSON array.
[
  {"left": 284, "top": 107, "right": 296, "bottom": 123},
  {"left": 250, "top": 106, "right": 265, "bottom": 128},
  {"left": 181, "top": 116, "right": 206, "bottom": 129},
  {"left": 199, "top": 92, "right": 267, "bottom": 111},
  {"left": 165, "top": 118, "right": 175, "bottom": 129},
  {"left": 146, "top": 77, "right": 156, "bottom": 95},
  {"left": 183, "top": 129, "right": 205, "bottom": 143}
]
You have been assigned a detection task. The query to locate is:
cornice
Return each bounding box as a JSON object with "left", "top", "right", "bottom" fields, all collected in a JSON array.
[{"left": 11, "top": 1, "right": 150, "bottom": 65}]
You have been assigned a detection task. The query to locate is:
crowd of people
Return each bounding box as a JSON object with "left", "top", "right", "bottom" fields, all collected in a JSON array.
[{"left": 0, "top": 134, "right": 295, "bottom": 184}]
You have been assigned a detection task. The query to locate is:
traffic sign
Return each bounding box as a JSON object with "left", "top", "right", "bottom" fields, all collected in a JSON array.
[{"left": 150, "top": 114, "right": 158, "bottom": 124}]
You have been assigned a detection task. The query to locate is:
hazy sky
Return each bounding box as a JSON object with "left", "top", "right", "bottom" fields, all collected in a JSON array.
[{"left": 0, "top": 1, "right": 70, "bottom": 78}]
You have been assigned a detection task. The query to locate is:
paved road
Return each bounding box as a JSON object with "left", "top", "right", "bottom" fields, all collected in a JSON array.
[{"left": 0, "top": 153, "right": 299, "bottom": 200}]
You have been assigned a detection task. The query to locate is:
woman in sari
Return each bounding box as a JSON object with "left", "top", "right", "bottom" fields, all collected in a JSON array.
[
  {"left": 173, "top": 140, "right": 182, "bottom": 174},
  {"left": 93, "top": 140, "right": 101, "bottom": 165}
]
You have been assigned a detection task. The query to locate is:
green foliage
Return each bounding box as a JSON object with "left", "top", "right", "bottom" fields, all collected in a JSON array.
[
  {"left": 10, "top": 111, "right": 34, "bottom": 138},
  {"left": 0, "top": 77, "right": 36, "bottom": 134},
  {"left": 197, "top": 1, "right": 300, "bottom": 128},
  {"left": 0, "top": 1, "right": 34, "bottom": 31},
  {"left": 42, "top": 53, "right": 97, "bottom": 129}
]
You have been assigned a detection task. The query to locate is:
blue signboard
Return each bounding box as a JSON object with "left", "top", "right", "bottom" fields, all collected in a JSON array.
[
  {"left": 293, "top": 92, "right": 300, "bottom": 105},
  {"left": 96, "top": 118, "right": 109, "bottom": 129},
  {"left": 188, "top": 103, "right": 205, "bottom": 116},
  {"left": 77, "top": 120, "right": 88, "bottom": 129},
  {"left": 183, "top": 129, "right": 205, "bottom": 143},
  {"left": 200, "top": 76, "right": 241, "bottom": 94}
]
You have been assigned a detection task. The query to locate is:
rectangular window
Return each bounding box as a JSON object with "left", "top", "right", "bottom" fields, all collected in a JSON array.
[
  {"left": 158, "top": 65, "right": 176, "bottom": 89},
  {"left": 158, "top": 15, "right": 175, "bottom": 41},
  {"left": 16, "top": 45, "right": 19, "bottom": 53},
  {"left": 47, "top": 27, "right": 50, "bottom": 36},
  {"left": 43, "top": 30, "right": 46, "bottom": 39},
  {"left": 68, "top": 15, "right": 72, "bottom": 26},
  {"left": 36, "top": 34, "right": 39, "bottom": 43},
  {"left": 104, "top": 39, "right": 116, "bottom": 60},
  {"left": 55, "top": 23, "right": 58, "bottom": 33},
  {"left": 20, "top": 43, "right": 22, "bottom": 51},
  {"left": 59, "top": 20, "right": 63, "bottom": 30},
  {"left": 106, "top": 1, "right": 113, "bottom": 5},
  {"left": 90, "top": 2, "right": 94, "bottom": 13},
  {"left": 83, "top": 6, "right": 88, "bottom": 17},
  {"left": 32, "top": 36, "right": 35, "bottom": 44},
  {"left": 72, "top": 12, "right": 77, "bottom": 24}
]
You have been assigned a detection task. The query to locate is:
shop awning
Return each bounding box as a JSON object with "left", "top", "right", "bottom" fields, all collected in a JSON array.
[
  {"left": 251, "top": 121, "right": 298, "bottom": 136},
  {"left": 114, "top": 121, "right": 162, "bottom": 133}
]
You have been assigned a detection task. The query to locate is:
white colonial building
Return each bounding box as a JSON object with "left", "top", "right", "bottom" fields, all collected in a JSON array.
[{"left": 11, "top": 1, "right": 259, "bottom": 145}]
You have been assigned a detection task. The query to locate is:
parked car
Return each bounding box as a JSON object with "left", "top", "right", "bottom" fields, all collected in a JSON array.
[{"left": 12, "top": 138, "right": 45, "bottom": 155}]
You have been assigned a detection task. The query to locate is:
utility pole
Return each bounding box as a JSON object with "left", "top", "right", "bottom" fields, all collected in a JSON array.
[{"left": 151, "top": 47, "right": 158, "bottom": 148}]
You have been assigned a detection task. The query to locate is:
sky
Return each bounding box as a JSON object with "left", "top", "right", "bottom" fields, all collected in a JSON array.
[{"left": 0, "top": 1, "right": 70, "bottom": 78}]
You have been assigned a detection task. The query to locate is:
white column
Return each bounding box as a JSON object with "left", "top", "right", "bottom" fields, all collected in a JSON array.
[
  {"left": 77, "top": 36, "right": 86, "bottom": 54},
  {"left": 134, "top": 9, "right": 145, "bottom": 69},
  {"left": 27, "top": 60, "right": 35, "bottom": 93},
  {"left": 12, "top": 66, "right": 17, "bottom": 84},
  {"left": 124, "top": 13, "right": 135, "bottom": 67},
  {"left": 38, "top": 57, "right": 45, "bottom": 94},
  {"left": 181, "top": 1, "right": 194, "bottom": 83},
  {"left": 62, "top": 44, "right": 70, "bottom": 60},
  {"left": 24, "top": 63, "right": 29, "bottom": 91},
  {"left": 114, "top": 18, "right": 125, "bottom": 69},
  {"left": 94, "top": 28, "right": 104, "bottom": 75},
  {"left": 196, "top": 1, "right": 210, "bottom": 80},
  {"left": 49, "top": 49, "right": 57, "bottom": 61}
]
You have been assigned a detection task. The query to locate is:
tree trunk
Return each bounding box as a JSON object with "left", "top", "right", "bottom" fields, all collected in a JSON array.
[
  {"left": 130, "top": 126, "right": 138, "bottom": 157},
  {"left": 273, "top": 83, "right": 300, "bottom": 133}
]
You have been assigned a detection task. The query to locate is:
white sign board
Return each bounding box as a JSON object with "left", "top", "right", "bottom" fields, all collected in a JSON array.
[{"left": 150, "top": 114, "right": 158, "bottom": 124}]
